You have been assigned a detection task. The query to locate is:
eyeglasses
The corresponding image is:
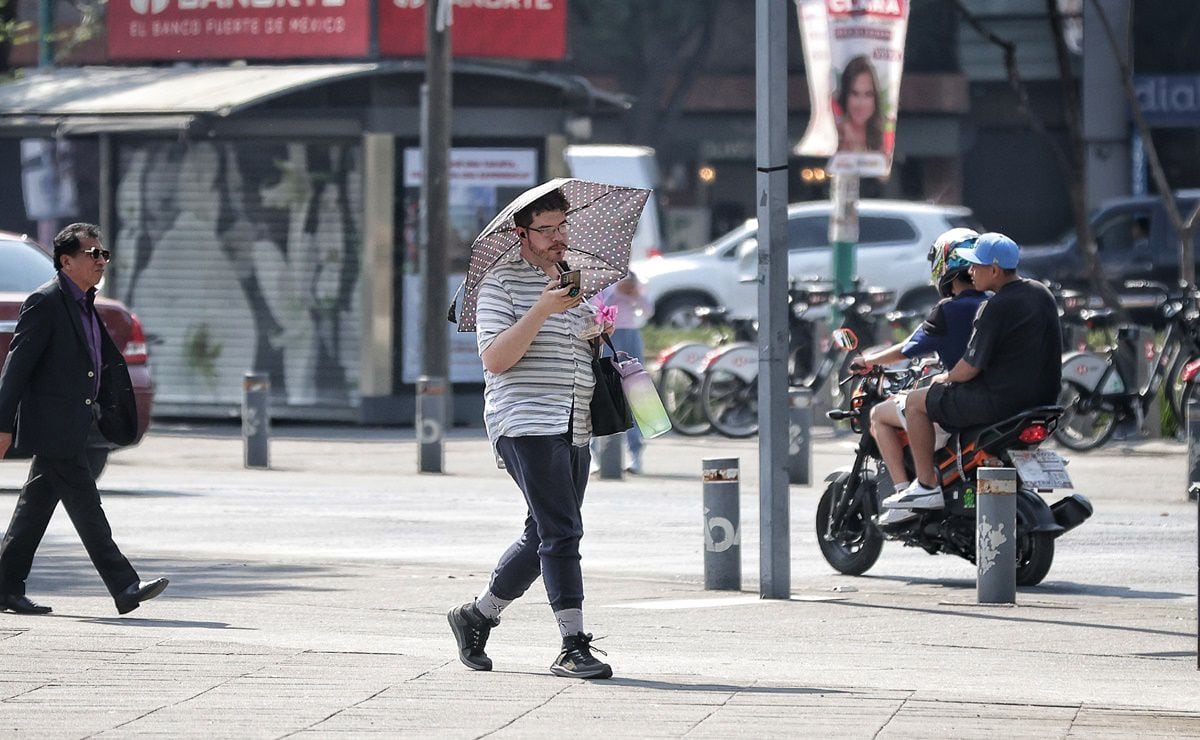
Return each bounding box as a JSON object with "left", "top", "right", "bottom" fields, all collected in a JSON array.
[
  {"left": 525, "top": 221, "right": 569, "bottom": 237},
  {"left": 78, "top": 247, "right": 111, "bottom": 261}
]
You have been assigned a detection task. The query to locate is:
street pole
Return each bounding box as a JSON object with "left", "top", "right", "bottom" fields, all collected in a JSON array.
[
  {"left": 38, "top": 0, "right": 54, "bottom": 68},
  {"left": 830, "top": 172, "right": 859, "bottom": 307},
  {"left": 418, "top": 0, "right": 452, "bottom": 473},
  {"left": 755, "top": 0, "right": 790, "bottom": 600}
]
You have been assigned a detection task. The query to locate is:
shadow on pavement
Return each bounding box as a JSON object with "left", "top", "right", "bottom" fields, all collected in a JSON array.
[
  {"left": 831, "top": 599, "right": 1196, "bottom": 639},
  {"left": 606, "top": 677, "right": 846, "bottom": 695},
  {"left": 79, "top": 616, "right": 247, "bottom": 629},
  {"left": 863, "top": 574, "right": 1190, "bottom": 601},
  {"left": 0, "top": 487, "right": 197, "bottom": 499}
]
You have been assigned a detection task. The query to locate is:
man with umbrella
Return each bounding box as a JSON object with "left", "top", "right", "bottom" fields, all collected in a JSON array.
[{"left": 447, "top": 183, "right": 644, "bottom": 680}]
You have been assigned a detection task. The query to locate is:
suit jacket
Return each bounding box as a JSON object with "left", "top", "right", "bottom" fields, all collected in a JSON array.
[{"left": 0, "top": 277, "right": 139, "bottom": 458}]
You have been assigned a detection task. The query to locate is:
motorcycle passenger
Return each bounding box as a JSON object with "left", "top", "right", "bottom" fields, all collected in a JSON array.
[
  {"left": 851, "top": 228, "right": 987, "bottom": 526},
  {"left": 882, "top": 233, "right": 1063, "bottom": 516}
]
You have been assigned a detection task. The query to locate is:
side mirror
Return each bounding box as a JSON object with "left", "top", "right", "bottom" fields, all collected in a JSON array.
[{"left": 832, "top": 328, "right": 858, "bottom": 351}]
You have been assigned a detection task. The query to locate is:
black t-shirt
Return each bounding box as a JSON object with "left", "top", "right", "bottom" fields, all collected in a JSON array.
[{"left": 962, "top": 278, "right": 1062, "bottom": 418}]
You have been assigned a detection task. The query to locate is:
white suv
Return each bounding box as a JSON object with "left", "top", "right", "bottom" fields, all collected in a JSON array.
[{"left": 633, "top": 200, "right": 983, "bottom": 327}]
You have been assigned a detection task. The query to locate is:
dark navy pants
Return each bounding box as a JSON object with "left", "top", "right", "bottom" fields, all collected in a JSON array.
[{"left": 489, "top": 433, "right": 591, "bottom": 611}]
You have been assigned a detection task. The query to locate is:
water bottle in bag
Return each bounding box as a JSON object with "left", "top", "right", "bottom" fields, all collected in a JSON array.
[{"left": 617, "top": 356, "right": 672, "bottom": 438}]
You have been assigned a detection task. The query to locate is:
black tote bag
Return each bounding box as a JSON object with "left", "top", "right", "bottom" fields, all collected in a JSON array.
[{"left": 590, "top": 334, "right": 634, "bottom": 437}]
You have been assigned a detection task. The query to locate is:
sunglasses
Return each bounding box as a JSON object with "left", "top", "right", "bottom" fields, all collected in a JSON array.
[{"left": 77, "top": 247, "right": 111, "bottom": 261}]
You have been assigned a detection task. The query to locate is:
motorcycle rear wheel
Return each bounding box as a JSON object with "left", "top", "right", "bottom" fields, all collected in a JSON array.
[
  {"left": 1015, "top": 531, "right": 1055, "bottom": 586},
  {"left": 816, "top": 475, "right": 884, "bottom": 576},
  {"left": 1052, "top": 380, "right": 1117, "bottom": 451}
]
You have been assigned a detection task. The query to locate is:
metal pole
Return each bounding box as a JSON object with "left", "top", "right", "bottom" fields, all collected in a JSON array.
[
  {"left": 38, "top": 0, "right": 54, "bottom": 68},
  {"left": 596, "top": 435, "right": 623, "bottom": 480},
  {"left": 418, "top": 0, "right": 452, "bottom": 471},
  {"left": 242, "top": 372, "right": 270, "bottom": 469},
  {"left": 1191, "top": 398, "right": 1199, "bottom": 669},
  {"left": 830, "top": 172, "right": 860, "bottom": 313},
  {"left": 788, "top": 387, "right": 813, "bottom": 485},
  {"left": 755, "top": 0, "right": 790, "bottom": 600},
  {"left": 417, "top": 375, "right": 445, "bottom": 473},
  {"left": 703, "top": 458, "right": 741, "bottom": 591},
  {"left": 977, "top": 466, "right": 1017, "bottom": 604}
]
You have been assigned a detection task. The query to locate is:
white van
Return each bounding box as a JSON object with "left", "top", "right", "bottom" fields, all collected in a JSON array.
[{"left": 563, "top": 144, "right": 664, "bottom": 262}]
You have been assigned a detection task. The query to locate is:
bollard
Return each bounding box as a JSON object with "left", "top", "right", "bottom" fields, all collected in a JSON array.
[
  {"left": 596, "top": 434, "right": 623, "bottom": 480},
  {"left": 416, "top": 375, "right": 445, "bottom": 474},
  {"left": 242, "top": 372, "right": 270, "bottom": 469},
  {"left": 976, "top": 466, "right": 1017, "bottom": 604},
  {"left": 703, "top": 457, "right": 741, "bottom": 590},
  {"left": 788, "top": 387, "right": 813, "bottom": 485},
  {"left": 1189, "top": 398, "right": 1200, "bottom": 502}
]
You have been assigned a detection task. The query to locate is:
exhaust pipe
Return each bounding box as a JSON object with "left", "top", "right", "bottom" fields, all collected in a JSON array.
[{"left": 1050, "top": 493, "right": 1093, "bottom": 536}]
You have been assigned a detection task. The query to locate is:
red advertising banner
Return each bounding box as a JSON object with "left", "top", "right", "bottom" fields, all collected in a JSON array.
[
  {"left": 379, "top": 0, "right": 566, "bottom": 60},
  {"left": 108, "top": 0, "right": 370, "bottom": 61}
]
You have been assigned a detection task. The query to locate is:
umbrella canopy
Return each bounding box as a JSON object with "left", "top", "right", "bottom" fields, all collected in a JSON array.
[{"left": 449, "top": 177, "right": 651, "bottom": 332}]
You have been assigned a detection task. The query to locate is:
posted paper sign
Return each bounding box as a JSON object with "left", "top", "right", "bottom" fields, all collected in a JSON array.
[{"left": 794, "top": 0, "right": 910, "bottom": 178}]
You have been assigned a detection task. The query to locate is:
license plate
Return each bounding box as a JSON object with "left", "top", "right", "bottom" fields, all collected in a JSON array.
[{"left": 1009, "top": 449, "right": 1073, "bottom": 489}]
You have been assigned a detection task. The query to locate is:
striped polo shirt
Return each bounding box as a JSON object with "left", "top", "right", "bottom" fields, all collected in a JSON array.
[{"left": 476, "top": 252, "right": 596, "bottom": 449}]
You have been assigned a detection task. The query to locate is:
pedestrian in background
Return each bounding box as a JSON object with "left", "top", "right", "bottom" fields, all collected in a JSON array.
[
  {"left": 447, "top": 189, "right": 613, "bottom": 680},
  {"left": 591, "top": 271, "right": 654, "bottom": 473},
  {"left": 0, "top": 223, "right": 168, "bottom": 616}
]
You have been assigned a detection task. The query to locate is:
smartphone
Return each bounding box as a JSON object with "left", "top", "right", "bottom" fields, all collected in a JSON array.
[{"left": 559, "top": 269, "right": 582, "bottom": 298}]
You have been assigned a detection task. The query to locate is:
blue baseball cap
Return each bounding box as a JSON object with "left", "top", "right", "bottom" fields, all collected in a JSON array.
[{"left": 955, "top": 232, "right": 1019, "bottom": 270}]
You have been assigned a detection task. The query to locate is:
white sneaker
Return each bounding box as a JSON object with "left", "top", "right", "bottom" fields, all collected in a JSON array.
[
  {"left": 882, "top": 480, "right": 944, "bottom": 510},
  {"left": 875, "top": 508, "right": 919, "bottom": 527}
]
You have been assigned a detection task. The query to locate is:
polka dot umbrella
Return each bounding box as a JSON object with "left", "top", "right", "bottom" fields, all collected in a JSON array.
[{"left": 448, "top": 178, "right": 652, "bottom": 332}]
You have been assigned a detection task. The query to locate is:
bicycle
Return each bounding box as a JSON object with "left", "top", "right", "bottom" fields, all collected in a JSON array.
[
  {"left": 654, "top": 306, "right": 755, "bottom": 436},
  {"left": 1054, "top": 284, "right": 1200, "bottom": 450},
  {"left": 697, "top": 281, "right": 894, "bottom": 438}
]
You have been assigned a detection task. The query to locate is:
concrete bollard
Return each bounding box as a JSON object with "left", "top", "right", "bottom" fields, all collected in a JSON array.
[
  {"left": 976, "top": 466, "right": 1017, "bottom": 604},
  {"left": 788, "top": 387, "right": 813, "bottom": 485},
  {"left": 416, "top": 375, "right": 445, "bottom": 474},
  {"left": 703, "top": 457, "right": 741, "bottom": 590},
  {"left": 596, "top": 434, "right": 624, "bottom": 480},
  {"left": 242, "top": 372, "right": 270, "bottom": 469},
  {"left": 1188, "top": 398, "right": 1199, "bottom": 502}
]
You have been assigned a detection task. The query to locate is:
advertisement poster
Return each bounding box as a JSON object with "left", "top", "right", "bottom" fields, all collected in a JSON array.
[
  {"left": 108, "top": 0, "right": 370, "bottom": 61},
  {"left": 401, "top": 148, "right": 538, "bottom": 384},
  {"left": 795, "top": 0, "right": 910, "bottom": 178},
  {"left": 379, "top": 0, "right": 566, "bottom": 60}
]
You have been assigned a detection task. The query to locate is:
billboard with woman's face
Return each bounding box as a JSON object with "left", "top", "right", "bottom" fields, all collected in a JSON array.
[{"left": 795, "top": 0, "right": 910, "bottom": 178}]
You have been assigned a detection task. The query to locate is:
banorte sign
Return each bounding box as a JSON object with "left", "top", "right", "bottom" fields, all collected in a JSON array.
[
  {"left": 108, "top": 0, "right": 370, "bottom": 60},
  {"left": 108, "top": 0, "right": 566, "bottom": 61}
]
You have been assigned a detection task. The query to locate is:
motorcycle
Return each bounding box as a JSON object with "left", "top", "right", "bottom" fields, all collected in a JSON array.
[{"left": 817, "top": 331, "right": 1094, "bottom": 586}]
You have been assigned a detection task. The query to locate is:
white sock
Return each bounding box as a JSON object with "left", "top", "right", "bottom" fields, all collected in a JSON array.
[
  {"left": 475, "top": 590, "right": 512, "bottom": 621},
  {"left": 554, "top": 608, "right": 584, "bottom": 638}
]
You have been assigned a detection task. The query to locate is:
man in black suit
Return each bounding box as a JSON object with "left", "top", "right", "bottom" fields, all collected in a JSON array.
[{"left": 0, "top": 223, "right": 167, "bottom": 616}]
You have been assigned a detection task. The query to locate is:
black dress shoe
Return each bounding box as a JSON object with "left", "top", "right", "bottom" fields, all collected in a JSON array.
[
  {"left": 1, "top": 594, "right": 52, "bottom": 615},
  {"left": 114, "top": 578, "right": 169, "bottom": 615}
]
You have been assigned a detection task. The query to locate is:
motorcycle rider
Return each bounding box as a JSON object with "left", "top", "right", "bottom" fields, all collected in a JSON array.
[
  {"left": 881, "top": 232, "right": 1063, "bottom": 514},
  {"left": 851, "top": 228, "right": 987, "bottom": 525}
]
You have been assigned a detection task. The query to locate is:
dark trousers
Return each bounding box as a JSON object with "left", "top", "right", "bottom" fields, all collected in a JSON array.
[
  {"left": 490, "top": 434, "right": 590, "bottom": 612},
  {"left": 0, "top": 452, "right": 138, "bottom": 597}
]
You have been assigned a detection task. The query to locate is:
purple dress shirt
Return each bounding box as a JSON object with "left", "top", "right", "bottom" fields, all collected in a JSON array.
[{"left": 58, "top": 272, "right": 101, "bottom": 400}]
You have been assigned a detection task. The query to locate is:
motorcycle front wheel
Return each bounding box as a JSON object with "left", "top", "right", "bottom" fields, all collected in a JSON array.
[
  {"left": 815, "top": 475, "right": 884, "bottom": 576},
  {"left": 1052, "top": 380, "right": 1117, "bottom": 451}
]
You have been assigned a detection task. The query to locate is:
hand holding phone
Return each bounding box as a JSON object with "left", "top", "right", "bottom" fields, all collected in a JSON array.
[{"left": 559, "top": 269, "right": 582, "bottom": 298}]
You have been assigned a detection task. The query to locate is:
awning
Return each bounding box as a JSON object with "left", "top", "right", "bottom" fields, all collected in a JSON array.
[{"left": 0, "top": 62, "right": 630, "bottom": 136}]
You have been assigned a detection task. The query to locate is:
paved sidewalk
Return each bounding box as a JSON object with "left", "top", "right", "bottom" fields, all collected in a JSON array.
[{"left": 0, "top": 425, "right": 1196, "bottom": 737}]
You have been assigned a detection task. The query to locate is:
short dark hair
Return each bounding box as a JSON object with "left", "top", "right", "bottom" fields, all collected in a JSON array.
[
  {"left": 514, "top": 189, "right": 570, "bottom": 229},
  {"left": 53, "top": 223, "right": 101, "bottom": 270}
]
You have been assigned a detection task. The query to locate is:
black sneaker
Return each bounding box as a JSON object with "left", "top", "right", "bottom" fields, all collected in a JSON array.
[
  {"left": 550, "top": 632, "right": 612, "bottom": 679},
  {"left": 447, "top": 602, "right": 499, "bottom": 671}
]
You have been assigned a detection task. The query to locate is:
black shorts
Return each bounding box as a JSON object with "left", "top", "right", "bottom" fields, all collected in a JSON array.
[{"left": 925, "top": 382, "right": 997, "bottom": 430}]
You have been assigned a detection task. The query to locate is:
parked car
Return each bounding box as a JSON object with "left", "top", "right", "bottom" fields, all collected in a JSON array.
[
  {"left": 1020, "top": 191, "right": 1200, "bottom": 322},
  {"left": 0, "top": 231, "right": 153, "bottom": 478},
  {"left": 632, "top": 200, "right": 982, "bottom": 327}
]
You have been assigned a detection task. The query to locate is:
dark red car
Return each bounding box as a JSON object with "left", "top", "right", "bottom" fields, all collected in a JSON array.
[{"left": 0, "top": 231, "right": 153, "bottom": 477}]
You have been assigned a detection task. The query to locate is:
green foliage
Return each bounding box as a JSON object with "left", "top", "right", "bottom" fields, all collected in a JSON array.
[{"left": 640, "top": 325, "right": 724, "bottom": 362}]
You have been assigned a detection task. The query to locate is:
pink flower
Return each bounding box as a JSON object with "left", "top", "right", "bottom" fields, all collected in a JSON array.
[{"left": 594, "top": 300, "right": 618, "bottom": 327}]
